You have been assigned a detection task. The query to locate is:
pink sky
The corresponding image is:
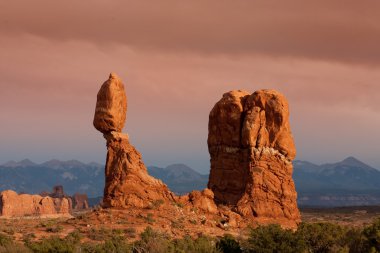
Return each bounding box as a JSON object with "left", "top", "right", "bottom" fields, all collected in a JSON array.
[{"left": 1, "top": 0, "right": 380, "bottom": 172}]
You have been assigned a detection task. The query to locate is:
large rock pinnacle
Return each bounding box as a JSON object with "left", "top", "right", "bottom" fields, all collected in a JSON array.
[
  {"left": 94, "top": 73, "right": 174, "bottom": 208},
  {"left": 207, "top": 89, "right": 300, "bottom": 223}
]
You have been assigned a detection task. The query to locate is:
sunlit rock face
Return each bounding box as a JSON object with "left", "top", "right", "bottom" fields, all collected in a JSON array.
[
  {"left": 93, "top": 73, "right": 127, "bottom": 134},
  {"left": 207, "top": 89, "right": 300, "bottom": 223}
]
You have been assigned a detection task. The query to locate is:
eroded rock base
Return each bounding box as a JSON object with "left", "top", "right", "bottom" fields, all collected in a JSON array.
[{"left": 103, "top": 132, "right": 175, "bottom": 208}]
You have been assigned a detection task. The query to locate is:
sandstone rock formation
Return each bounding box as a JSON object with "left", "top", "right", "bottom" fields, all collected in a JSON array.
[
  {"left": 93, "top": 73, "right": 299, "bottom": 228},
  {"left": 0, "top": 190, "right": 71, "bottom": 217},
  {"left": 93, "top": 73, "right": 127, "bottom": 134},
  {"left": 179, "top": 188, "right": 218, "bottom": 214},
  {"left": 41, "top": 185, "right": 75, "bottom": 210},
  {"left": 94, "top": 74, "right": 175, "bottom": 209},
  {"left": 50, "top": 185, "right": 65, "bottom": 198},
  {"left": 72, "top": 193, "right": 89, "bottom": 210},
  {"left": 208, "top": 89, "right": 300, "bottom": 224}
]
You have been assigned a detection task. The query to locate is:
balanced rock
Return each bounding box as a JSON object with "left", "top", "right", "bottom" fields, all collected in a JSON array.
[
  {"left": 94, "top": 74, "right": 175, "bottom": 208},
  {"left": 93, "top": 73, "right": 127, "bottom": 134},
  {"left": 208, "top": 89, "right": 300, "bottom": 224},
  {"left": 0, "top": 190, "right": 71, "bottom": 217}
]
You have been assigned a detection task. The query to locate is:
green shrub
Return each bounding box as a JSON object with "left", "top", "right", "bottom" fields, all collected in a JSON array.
[
  {"left": 26, "top": 236, "right": 77, "bottom": 253},
  {"left": 0, "top": 234, "right": 12, "bottom": 247},
  {"left": 132, "top": 227, "right": 173, "bottom": 253},
  {"left": 0, "top": 244, "right": 32, "bottom": 253},
  {"left": 138, "top": 214, "right": 155, "bottom": 224},
  {"left": 80, "top": 236, "right": 131, "bottom": 253},
  {"left": 171, "top": 217, "right": 185, "bottom": 229},
  {"left": 362, "top": 218, "right": 380, "bottom": 253},
  {"left": 23, "top": 233, "right": 36, "bottom": 244},
  {"left": 297, "top": 222, "right": 349, "bottom": 253},
  {"left": 88, "top": 228, "right": 113, "bottom": 241},
  {"left": 78, "top": 243, "right": 104, "bottom": 253},
  {"left": 46, "top": 225, "right": 64, "bottom": 233},
  {"left": 146, "top": 214, "right": 155, "bottom": 223},
  {"left": 243, "top": 224, "right": 306, "bottom": 253},
  {"left": 217, "top": 234, "right": 242, "bottom": 253},
  {"left": 173, "top": 235, "right": 221, "bottom": 253},
  {"left": 344, "top": 228, "right": 366, "bottom": 253},
  {"left": 0, "top": 233, "right": 31, "bottom": 253},
  {"left": 65, "top": 230, "right": 82, "bottom": 245},
  {"left": 172, "top": 202, "right": 184, "bottom": 208},
  {"left": 148, "top": 199, "right": 165, "bottom": 209},
  {"left": 190, "top": 236, "right": 221, "bottom": 253},
  {"left": 125, "top": 228, "right": 137, "bottom": 238}
]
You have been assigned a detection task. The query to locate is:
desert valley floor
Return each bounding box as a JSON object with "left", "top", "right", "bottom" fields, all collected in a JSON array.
[{"left": 1, "top": 206, "right": 380, "bottom": 243}]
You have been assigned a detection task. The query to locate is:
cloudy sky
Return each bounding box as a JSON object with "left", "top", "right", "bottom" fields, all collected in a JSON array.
[{"left": 1, "top": 0, "right": 380, "bottom": 172}]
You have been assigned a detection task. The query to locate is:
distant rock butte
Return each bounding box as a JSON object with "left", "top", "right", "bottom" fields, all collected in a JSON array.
[
  {"left": 0, "top": 190, "right": 71, "bottom": 217},
  {"left": 208, "top": 89, "right": 300, "bottom": 225},
  {"left": 94, "top": 73, "right": 299, "bottom": 228},
  {"left": 72, "top": 193, "right": 89, "bottom": 210},
  {"left": 41, "top": 185, "right": 89, "bottom": 211},
  {"left": 50, "top": 185, "right": 65, "bottom": 198}
]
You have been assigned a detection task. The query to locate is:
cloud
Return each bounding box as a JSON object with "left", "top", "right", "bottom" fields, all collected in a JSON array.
[
  {"left": 1, "top": 33, "right": 380, "bottom": 170},
  {"left": 1, "top": 1, "right": 380, "bottom": 170},
  {"left": 1, "top": 0, "right": 380, "bottom": 64}
]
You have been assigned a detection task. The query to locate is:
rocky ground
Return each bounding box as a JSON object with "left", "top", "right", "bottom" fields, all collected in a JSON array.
[
  {"left": 1, "top": 206, "right": 379, "bottom": 244},
  {"left": 301, "top": 206, "right": 380, "bottom": 227}
]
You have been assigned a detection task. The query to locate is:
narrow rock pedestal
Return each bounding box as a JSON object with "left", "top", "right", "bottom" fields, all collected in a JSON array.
[{"left": 102, "top": 132, "right": 174, "bottom": 208}]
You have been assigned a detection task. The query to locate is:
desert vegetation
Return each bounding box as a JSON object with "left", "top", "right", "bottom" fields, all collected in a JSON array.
[{"left": 0, "top": 218, "right": 379, "bottom": 253}]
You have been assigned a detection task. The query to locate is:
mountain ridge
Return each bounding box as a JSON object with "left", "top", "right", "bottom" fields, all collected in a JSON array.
[
  {"left": 1, "top": 159, "right": 103, "bottom": 168},
  {"left": 147, "top": 164, "right": 208, "bottom": 195},
  {"left": 1, "top": 157, "right": 380, "bottom": 206}
]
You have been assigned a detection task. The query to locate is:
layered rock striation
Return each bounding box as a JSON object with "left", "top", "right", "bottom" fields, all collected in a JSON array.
[
  {"left": 208, "top": 89, "right": 300, "bottom": 223},
  {"left": 94, "top": 74, "right": 174, "bottom": 209}
]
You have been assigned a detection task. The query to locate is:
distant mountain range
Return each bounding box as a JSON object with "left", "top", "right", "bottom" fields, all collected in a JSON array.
[
  {"left": 1, "top": 157, "right": 380, "bottom": 206},
  {"left": 147, "top": 164, "right": 209, "bottom": 195},
  {"left": 0, "top": 159, "right": 104, "bottom": 197},
  {"left": 293, "top": 157, "right": 380, "bottom": 206}
]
